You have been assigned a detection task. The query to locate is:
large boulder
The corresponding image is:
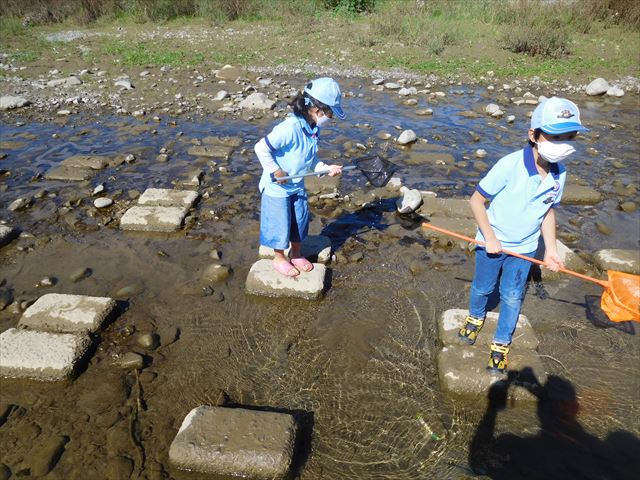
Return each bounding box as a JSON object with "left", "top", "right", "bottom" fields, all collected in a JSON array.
[
  {"left": 238, "top": 93, "right": 275, "bottom": 110},
  {"left": 0, "top": 95, "right": 30, "bottom": 111},
  {"left": 585, "top": 78, "right": 609, "bottom": 96}
]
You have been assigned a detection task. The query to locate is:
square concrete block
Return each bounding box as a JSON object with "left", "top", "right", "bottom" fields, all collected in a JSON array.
[
  {"left": 258, "top": 235, "right": 332, "bottom": 264},
  {"left": 438, "top": 344, "right": 547, "bottom": 402},
  {"left": 60, "top": 155, "right": 111, "bottom": 170},
  {"left": 0, "top": 225, "right": 18, "bottom": 248},
  {"left": 439, "top": 309, "right": 539, "bottom": 350},
  {"left": 246, "top": 259, "right": 326, "bottom": 300},
  {"left": 0, "top": 328, "right": 92, "bottom": 381},
  {"left": 120, "top": 205, "right": 188, "bottom": 232},
  {"left": 137, "top": 188, "right": 199, "bottom": 208},
  {"left": 18, "top": 293, "right": 116, "bottom": 333},
  {"left": 169, "top": 406, "right": 296, "bottom": 480}
]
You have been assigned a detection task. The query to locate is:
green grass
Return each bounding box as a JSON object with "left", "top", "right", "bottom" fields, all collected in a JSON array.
[{"left": 101, "top": 40, "right": 206, "bottom": 67}]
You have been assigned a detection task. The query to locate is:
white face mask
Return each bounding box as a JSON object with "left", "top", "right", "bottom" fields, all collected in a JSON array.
[
  {"left": 536, "top": 140, "right": 576, "bottom": 163},
  {"left": 315, "top": 113, "right": 331, "bottom": 127}
]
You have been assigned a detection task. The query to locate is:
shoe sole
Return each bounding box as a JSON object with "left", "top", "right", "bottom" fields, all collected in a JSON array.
[{"left": 458, "top": 332, "right": 477, "bottom": 345}]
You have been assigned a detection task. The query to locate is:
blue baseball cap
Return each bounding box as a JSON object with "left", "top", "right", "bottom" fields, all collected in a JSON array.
[
  {"left": 304, "top": 77, "right": 346, "bottom": 120},
  {"left": 531, "top": 96, "right": 588, "bottom": 134}
]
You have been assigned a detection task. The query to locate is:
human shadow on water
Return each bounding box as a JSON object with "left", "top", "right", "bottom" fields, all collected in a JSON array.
[{"left": 469, "top": 368, "right": 640, "bottom": 480}]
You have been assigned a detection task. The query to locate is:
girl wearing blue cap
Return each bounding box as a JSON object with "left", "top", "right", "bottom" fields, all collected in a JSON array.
[
  {"left": 459, "top": 97, "right": 588, "bottom": 372},
  {"left": 254, "top": 77, "right": 346, "bottom": 277}
]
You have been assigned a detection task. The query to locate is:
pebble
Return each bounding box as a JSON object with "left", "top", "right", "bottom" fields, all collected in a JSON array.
[
  {"left": 475, "top": 149, "right": 488, "bottom": 158},
  {"left": 70, "top": 267, "right": 91, "bottom": 282},
  {"left": 619, "top": 201, "right": 636, "bottom": 213},
  {"left": 595, "top": 222, "right": 612, "bottom": 235},
  {"left": 349, "top": 252, "right": 364, "bottom": 263},
  {"left": 397, "top": 129, "right": 417, "bottom": 145},
  {"left": 94, "top": 197, "right": 113, "bottom": 208},
  {"left": 36, "top": 277, "right": 56, "bottom": 288},
  {"left": 136, "top": 333, "right": 159, "bottom": 350},
  {"left": 115, "top": 352, "right": 144, "bottom": 370},
  {"left": 93, "top": 184, "right": 105, "bottom": 195},
  {"left": 8, "top": 197, "right": 30, "bottom": 211},
  {"left": 416, "top": 108, "right": 433, "bottom": 116},
  {"left": 209, "top": 249, "right": 222, "bottom": 260},
  {"left": 114, "top": 79, "right": 134, "bottom": 90},
  {"left": 202, "top": 264, "right": 231, "bottom": 283}
]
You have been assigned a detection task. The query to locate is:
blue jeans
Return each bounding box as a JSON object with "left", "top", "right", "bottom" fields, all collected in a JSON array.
[
  {"left": 260, "top": 193, "right": 309, "bottom": 250},
  {"left": 468, "top": 247, "right": 534, "bottom": 345}
]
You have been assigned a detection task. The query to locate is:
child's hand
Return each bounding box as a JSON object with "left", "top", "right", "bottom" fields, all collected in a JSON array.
[
  {"left": 273, "top": 168, "right": 289, "bottom": 184},
  {"left": 485, "top": 238, "right": 502, "bottom": 254},
  {"left": 327, "top": 165, "right": 343, "bottom": 177},
  {"left": 543, "top": 250, "right": 564, "bottom": 272}
]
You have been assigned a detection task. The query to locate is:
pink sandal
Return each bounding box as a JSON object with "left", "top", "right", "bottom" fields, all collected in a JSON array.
[
  {"left": 290, "top": 257, "right": 314, "bottom": 272},
  {"left": 273, "top": 260, "right": 299, "bottom": 277}
]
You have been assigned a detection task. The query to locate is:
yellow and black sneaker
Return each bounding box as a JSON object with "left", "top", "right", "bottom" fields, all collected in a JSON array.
[
  {"left": 487, "top": 343, "right": 510, "bottom": 373},
  {"left": 458, "top": 315, "right": 485, "bottom": 345}
]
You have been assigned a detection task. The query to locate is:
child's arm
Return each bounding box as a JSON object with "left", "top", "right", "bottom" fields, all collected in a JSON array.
[
  {"left": 470, "top": 191, "right": 502, "bottom": 253},
  {"left": 540, "top": 208, "right": 564, "bottom": 272},
  {"left": 255, "top": 138, "right": 287, "bottom": 184}
]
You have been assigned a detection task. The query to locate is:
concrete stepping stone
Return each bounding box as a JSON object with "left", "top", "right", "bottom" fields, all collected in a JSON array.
[
  {"left": 439, "top": 309, "right": 539, "bottom": 350},
  {"left": 137, "top": 188, "right": 199, "bottom": 208},
  {"left": 246, "top": 259, "right": 326, "bottom": 300},
  {"left": 0, "top": 224, "right": 18, "bottom": 248},
  {"left": 18, "top": 293, "right": 116, "bottom": 334},
  {"left": 420, "top": 217, "right": 478, "bottom": 241},
  {"left": 594, "top": 249, "right": 640, "bottom": 275},
  {"left": 561, "top": 184, "right": 603, "bottom": 205},
  {"left": 0, "top": 328, "right": 92, "bottom": 381},
  {"left": 169, "top": 406, "right": 296, "bottom": 480},
  {"left": 438, "top": 344, "right": 546, "bottom": 402},
  {"left": 45, "top": 166, "right": 95, "bottom": 181},
  {"left": 419, "top": 196, "right": 475, "bottom": 219},
  {"left": 259, "top": 235, "right": 332, "bottom": 264},
  {"left": 120, "top": 205, "right": 188, "bottom": 232}
]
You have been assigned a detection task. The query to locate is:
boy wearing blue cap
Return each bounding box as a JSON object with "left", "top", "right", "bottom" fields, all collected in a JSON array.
[
  {"left": 459, "top": 97, "right": 588, "bottom": 372},
  {"left": 254, "top": 77, "right": 346, "bottom": 277}
]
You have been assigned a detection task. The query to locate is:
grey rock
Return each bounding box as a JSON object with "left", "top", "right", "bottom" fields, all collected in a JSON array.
[
  {"left": 475, "top": 148, "right": 488, "bottom": 158},
  {"left": 372, "top": 78, "right": 384, "bottom": 85},
  {"left": 114, "top": 79, "right": 134, "bottom": 90},
  {"left": 0, "top": 225, "right": 18, "bottom": 247},
  {"left": 606, "top": 86, "right": 624, "bottom": 97},
  {"left": 396, "top": 187, "right": 423, "bottom": 214},
  {"left": 8, "top": 197, "right": 30, "bottom": 211},
  {"left": 70, "top": 267, "right": 91, "bottom": 283},
  {"left": 396, "top": 129, "right": 417, "bottom": 145},
  {"left": 115, "top": 352, "right": 144, "bottom": 370},
  {"left": 238, "top": 92, "right": 275, "bottom": 110},
  {"left": 138, "top": 188, "right": 199, "bottom": 208},
  {"left": 202, "top": 264, "right": 231, "bottom": 283},
  {"left": 120, "top": 205, "right": 188, "bottom": 232},
  {"left": 94, "top": 197, "right": 113, "bottom": 208},
  {"left": 586, "top": 78, "right": 609, "bottom": 95},
  {"left": 47, "top": 76, "right": 82, "bottom": 87},
  {"left": 214, "top": 90, "right": 229, "bottom": 101},
  {"left": 169, "top": 406, "right": 297, "bottom": 479},
  {"left": 0, "top": 95, "right": 30, "bottom": 111},
  {"left": 594, "top": 249, "right": 640, "bottom": 275},
  {"left": 384, "top": 82, "right": 401, "bottom": 89},
  {"left": 398, "top": 87, "right": 417, "bottom": 96},
  {"left": 60, "top": 154, "right": 111, "bottom": 170}
]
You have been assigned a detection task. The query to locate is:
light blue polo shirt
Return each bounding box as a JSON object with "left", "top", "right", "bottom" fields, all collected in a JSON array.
[
  {"left": 475, "top": 146, "right": 566, "bottom": 253},
  {"left": 258, "top": 114, "right": 319, "bottom": 198}
]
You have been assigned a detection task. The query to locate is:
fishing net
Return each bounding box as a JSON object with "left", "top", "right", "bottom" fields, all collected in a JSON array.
[
  {"left": 601, "top": 271, "right": 640, "bottom": 322},
  {"left": 354, "top": 156, "right": 399, "bottom": 187}
]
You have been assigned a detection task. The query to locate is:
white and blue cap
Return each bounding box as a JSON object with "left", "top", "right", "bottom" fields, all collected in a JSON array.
[
  {"left": 531, "top": 96, "right": 588, "bottom": 134},
  {"left": 304, "top": 77, "right": 346, "bottom": 120}
]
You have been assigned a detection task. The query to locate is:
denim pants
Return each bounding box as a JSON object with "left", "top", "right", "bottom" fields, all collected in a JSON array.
[
  {"left": 260, "top": 192, "right": 309, "bottom": 250},
  {"left": 468, "top": 247, "right": 534, "bottom": 345}
]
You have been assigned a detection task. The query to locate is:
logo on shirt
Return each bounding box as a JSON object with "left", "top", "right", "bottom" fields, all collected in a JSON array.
[
  {"left": 557, "top": 109, "right": 575, "bottom": 119},
  {"left": 543, "top": 196, "right": 555, "bottom": 204},
  {"left": 553, "top": 181, "right": 561, "bottom": 192}
]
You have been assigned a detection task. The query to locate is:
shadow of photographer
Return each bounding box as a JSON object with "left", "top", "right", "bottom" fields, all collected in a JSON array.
[{"left": 469, "top": 368, "right": 640, "bottom": 480}]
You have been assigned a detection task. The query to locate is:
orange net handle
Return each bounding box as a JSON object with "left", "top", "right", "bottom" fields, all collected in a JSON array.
[{"left": 422, "top": 223, "right": 610, "bottom": 289}]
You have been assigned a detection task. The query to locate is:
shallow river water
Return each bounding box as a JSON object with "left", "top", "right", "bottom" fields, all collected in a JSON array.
[{"left": 1, "top": 80, "right": 639, "bottom": 479}]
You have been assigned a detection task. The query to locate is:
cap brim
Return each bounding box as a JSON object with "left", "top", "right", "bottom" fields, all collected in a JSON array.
[
  {"left": 541, "top": 122, "right": 589, "bottom": 134},
  {"left": 331, "top": 104, "right": 346, "bottom": 120}
]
